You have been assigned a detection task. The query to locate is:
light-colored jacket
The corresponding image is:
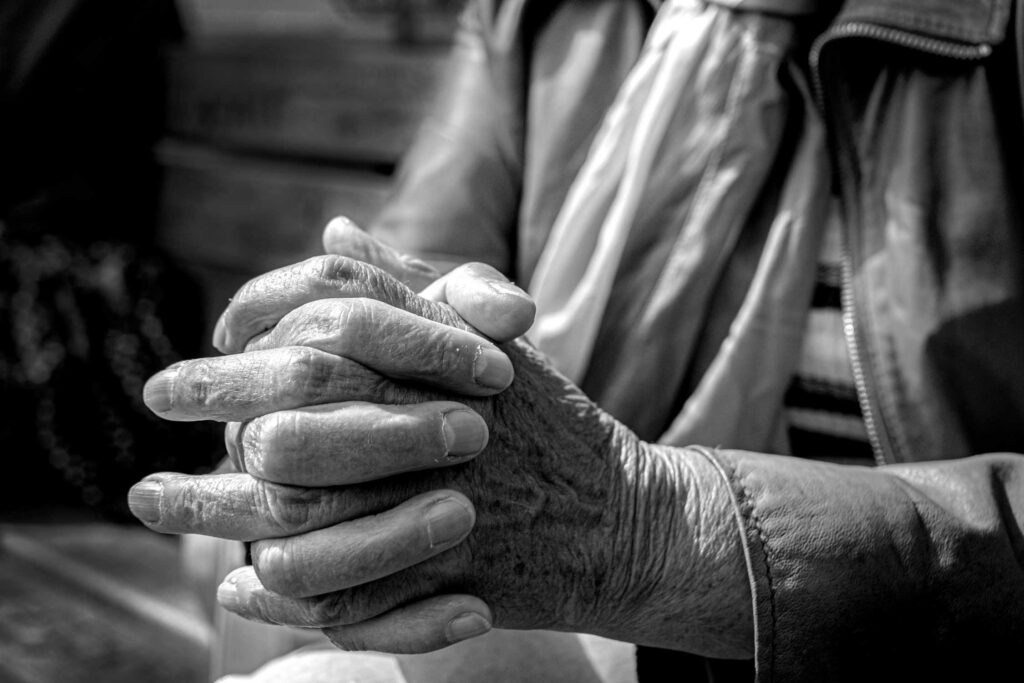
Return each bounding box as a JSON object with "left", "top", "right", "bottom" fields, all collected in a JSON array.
[{"left": 372, "top": 0, "right": 1024, "bottom": 679}]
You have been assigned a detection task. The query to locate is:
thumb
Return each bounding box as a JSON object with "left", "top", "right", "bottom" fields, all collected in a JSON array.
[
  {"left": 326, "top": 218, "right": 534, "bottom": 343},
  {"left": 323, "top": 217, "right": 439, "bottom": 291},
  {"left": 420, "top": 263, "right": 536, "bottom": 343}
]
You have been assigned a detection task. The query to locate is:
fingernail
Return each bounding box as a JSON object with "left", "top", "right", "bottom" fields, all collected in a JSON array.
[
  {"left": 237, "top": 571, "right": 260, "bottom": 601},
  {"left": 143, "top": 368, "right": 177, "bottom": 414},
  {"left": 128, "top": 481, "right": 162, "bottom": 523},
  {"left": 442, "top": 410, "right": 488, "bottom": 457},
  {"left": 331, "top": 215, "right": 360, "bottom": 233},
  {"left": 488, "top": 279, "right": 531, "bottom": 300},
  {"left": 404, "top": 256, "right": 435, "bottom": 275},
  {"left": 217, "top": 578, "right": 240, "bottom": 611},
  {"left": 218, "top": 568, "right": 257, "bottom": 613},
  {"left": 473, "top": 347, "right": 514, "bottom": 390},
  {"left": 446, "top": 612, "right": 491, "bottom": 643},
  {"left": 425, "top": 497, "right": 473, "bottom": 548},
  {"left": 213, "top": 313, "right": 228, "bottom": 351}
]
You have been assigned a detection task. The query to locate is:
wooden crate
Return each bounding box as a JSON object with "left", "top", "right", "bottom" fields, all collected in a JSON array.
[
  {"left": 165, "top": 34, "right": 449, "bottom": 164},
  {"left": 156, "top": 140, "right": 395, "bottom": 351},
  {"left": 157, "top": 26, "right": 451, "bottom": 349},
  {"left": 157, "top": 140, "right": 392, "bottom": 273}
]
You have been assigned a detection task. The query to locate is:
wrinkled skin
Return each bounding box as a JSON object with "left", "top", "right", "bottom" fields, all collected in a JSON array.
[{"left": 130, "top": 222, "right": 752, "bottom": 658}]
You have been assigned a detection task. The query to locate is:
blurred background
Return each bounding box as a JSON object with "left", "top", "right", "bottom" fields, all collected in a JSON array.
[{"left": 0, "top": 1, "right": 458, "bottom": 680}]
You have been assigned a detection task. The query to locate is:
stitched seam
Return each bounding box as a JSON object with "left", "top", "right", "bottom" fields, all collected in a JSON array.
[
  {"left": 647, "top": 18, "right": 764, "bottom": 299},
  {"left": 738, "top": 478, "right": 777, "bottom": 680},
  {"left": 689, "top": 446, "right": 764, "bottom": 674}
]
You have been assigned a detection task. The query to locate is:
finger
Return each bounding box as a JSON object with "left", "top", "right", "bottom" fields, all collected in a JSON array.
[
  {"left": 127, "top": 472, "right": 398, "bottom": 541},
  {"left": 323, "top": 222, "right": 533, "bottom": 342},
  {"left": 217, "top": 564, "right": 443, "bottom": 632},
  {"left": 420, "top": 263, "right": 536, "bottom": 343},
  {"left": 213, "top": 254, "right": 440, "bottom": 354},
  {"left": 144, "top": 346, "right": 401, "bottom": 423},
  {"left": 217, "top": 535, "right": 473, "bottom": 634},
  {"left": 322, "top": 595, "right": 493, "bottom": 653},
  {"left": 321, "top": 217, "right": 439, "bottom": 291},
  {"left": 237, "top": 402, "right": 488, "bottom": 486},
  {"left": 250, "top": 490, "right": 474, "bottom": 598},
  {"left": 247, "top": 297, "right": 513, "bottom": 393}
]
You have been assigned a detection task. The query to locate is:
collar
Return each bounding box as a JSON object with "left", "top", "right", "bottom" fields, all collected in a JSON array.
[{"left": 831, "top": 0, "right": 1010, "bottom": 45}]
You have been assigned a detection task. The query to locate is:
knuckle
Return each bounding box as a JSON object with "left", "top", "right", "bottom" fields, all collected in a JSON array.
[
  {"left": 228, "top": 290, "right": 277, "bottom": 344},
  {"left": 320, "top": 249, "right": 406, "bottom": 309},
  {"left": 162, "top": 475, "right": 235, "bottom": 529},
  {"left": 309, "top": 592, "right": 357, "bottom": 626},
  {"left": 253, "top": 481, "right": 317, "bottom": 534},
  {"left": 253, "top": 541, "right": 303, "bottom": 596},
  {"left": 368, "top": 373, "right": 398, "bottom": 402},
  {"left": 259, "top": 411, "right": 303, "bottom": 454},
  {"left": 178, "top": 360, "right": 216, "bottom": 408},
  {"left": 166, "top": 482, "right": 203, "bottom": 527},
  {"left": 246, "top": 412, "right": 305, "bottom": 480},
  {"left": 328, "top": 298, "right": 373, "bottom": 349},
  {"left": 346, "top": 296, "right": 380, "bottom": 324},
  {"left": 314, "top": 254, "right": 361, "bottom": 285},
  {"left": 435, "top": 334, "right": 460, "bottom": 374},
  {"left": 238, "top": 418, "right": 265, "bottom": 473},
  {"left": 414, "top": 327, "right": 466, "bottom": 381},
  {"left": 281, "top": 346, "right": 331, "bottom": 403},
  {"left": 284, "top": 298, "right": 358, "bottom": 354}
]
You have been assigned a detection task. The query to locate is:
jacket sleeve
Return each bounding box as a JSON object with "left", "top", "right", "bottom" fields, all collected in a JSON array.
[
  {"left": 706, "top": 449, "right": 1024, "bottom": 681},
  {"left": 368, "top": 0, "right": 524, "bottom": 274}
]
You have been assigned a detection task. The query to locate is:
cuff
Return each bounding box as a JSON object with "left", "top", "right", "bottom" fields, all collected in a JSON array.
[
  {"left": 690, "top": 447, "right": 771, "bottom": 678},
  {"left": 699, "top": 449, "right": 1024, "bottom": 682}
]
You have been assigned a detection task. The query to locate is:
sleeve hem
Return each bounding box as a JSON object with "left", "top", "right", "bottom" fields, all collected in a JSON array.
[{"left": 691, "top": 446, "right": 775, "bottom": 682}]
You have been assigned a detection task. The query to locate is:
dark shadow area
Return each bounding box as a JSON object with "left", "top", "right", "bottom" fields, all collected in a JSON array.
[{"left": 0, "top": 0, "right": 221, "bottom": 521}]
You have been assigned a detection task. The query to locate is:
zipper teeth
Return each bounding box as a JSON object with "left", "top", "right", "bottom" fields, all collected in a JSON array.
[
  {"left": 809, "top": 22, "right": 993, "bottom": 111},
  {"left": 838, "top": 242, "right": 888, "bottom": 467},
  {"left": 812, "top": 21, "right": 993, "bottom": 65}
]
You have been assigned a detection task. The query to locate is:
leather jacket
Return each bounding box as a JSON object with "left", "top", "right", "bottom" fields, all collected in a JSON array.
[{"left": 371, "top": 0, "right": 1024, "bottom": 679}]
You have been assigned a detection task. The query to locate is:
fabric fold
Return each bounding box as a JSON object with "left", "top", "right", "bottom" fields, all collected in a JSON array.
[{"left": 529, "top": 0, "right": 830, "bottom": 448}]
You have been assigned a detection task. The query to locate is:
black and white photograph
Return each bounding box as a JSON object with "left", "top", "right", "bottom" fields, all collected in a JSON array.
[{"left": 1, "top": 0, "right": 1022, "bottom": 681}]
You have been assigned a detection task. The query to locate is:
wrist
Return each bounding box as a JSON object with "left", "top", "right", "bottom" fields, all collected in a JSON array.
[{"left": 600, "top": 440, "right": 754, "bottom": 658}]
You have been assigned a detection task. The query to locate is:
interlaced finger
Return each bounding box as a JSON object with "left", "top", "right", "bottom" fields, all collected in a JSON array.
[
  {"left": 213, "top": 254, "right": 450, "bottom": 354},
  {"left": 232, "top": 402, "right": 488, "bottom": 487},
  {"left": 245, "top": 297, "right": 513, "bottom": 394}
]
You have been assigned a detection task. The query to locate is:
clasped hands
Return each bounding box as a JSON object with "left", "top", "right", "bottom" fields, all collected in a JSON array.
[{"left": 128, "top": 219, "right": 753, "bottom": 659}]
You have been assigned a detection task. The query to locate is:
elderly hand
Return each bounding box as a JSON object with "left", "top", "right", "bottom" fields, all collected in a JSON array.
[
  {"left": 212, "top": 217, "right": 536, "bottom": 355},
  {"left": 129, "top": 223, "right": 751, "bottom": 659}
]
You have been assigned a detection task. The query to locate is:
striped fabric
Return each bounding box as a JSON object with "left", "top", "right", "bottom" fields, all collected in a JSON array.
[{"left": 784, "top": 208, "right": 875, "bottom": 465}]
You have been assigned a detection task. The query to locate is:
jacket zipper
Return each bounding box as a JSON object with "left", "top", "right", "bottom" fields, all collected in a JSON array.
[
  {"left": 837, "top": 226, "right": 889, "bottom": 466},
  {"left": 808, "top": 22, "right": 992, "bottom": 466},
  {"left": 809, "top": 22, "right": 993, "bottom": 113}
]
